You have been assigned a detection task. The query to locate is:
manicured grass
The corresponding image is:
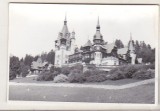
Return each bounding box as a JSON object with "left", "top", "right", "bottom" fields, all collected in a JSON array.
[{"left": 9, "top": 83, "right": 155, "bottom": 103}]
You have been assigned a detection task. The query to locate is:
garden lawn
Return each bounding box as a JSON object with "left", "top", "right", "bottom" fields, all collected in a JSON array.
[{"left": 9, "top": 82, "right": 154, "bottom": 103}]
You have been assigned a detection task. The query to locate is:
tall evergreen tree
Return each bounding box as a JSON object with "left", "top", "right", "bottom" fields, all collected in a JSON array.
[
  {"left": 115, "top": 39, "right": 124, "bottom": 48},
  {"left": 9, "top": 56, "right": 21, "bottom": 80},
  {"left": 24, "top": 54, "right": 34, "bottom": 67},
  {"left": 46, "top": 50, "right": 55, "bottom": 64},
  {"left": 40, "top": 52, "right": 47, "bottom": 62}
]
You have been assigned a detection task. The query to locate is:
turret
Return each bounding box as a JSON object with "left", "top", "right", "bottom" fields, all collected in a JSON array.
[
  {"left": 93, "top": 17, "right": 104, "bottom": 45},
  {"left": 70, "top": 30, "right": 76, "bottom": 54},
  {"left": 128, "top": 33, "right": 136, "bottom": 64},
  {"left": 93, "top": 17, "right": 103, "bottom": 65}
]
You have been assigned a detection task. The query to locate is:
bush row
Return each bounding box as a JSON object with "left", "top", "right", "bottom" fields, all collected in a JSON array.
[
  {"left": 107, "top": 64, "right": 155, "bottom": 80},
  {"left": 36, "top": 64, "right": 155, "bottom": 82}
]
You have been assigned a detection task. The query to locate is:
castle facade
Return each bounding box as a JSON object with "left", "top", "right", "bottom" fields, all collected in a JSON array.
[{"left": 54, "top": 17, "right": 137, "bottom": 67}]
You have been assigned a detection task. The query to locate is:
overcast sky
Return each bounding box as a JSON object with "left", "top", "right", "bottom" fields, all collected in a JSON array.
[{"left": 9, "top": 4, "right": 158, "bottom": 58}]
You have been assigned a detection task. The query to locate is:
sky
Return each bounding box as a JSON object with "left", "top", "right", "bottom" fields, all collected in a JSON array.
[{"left": 9, "top": 4, "right": 158, "bottom": 58}]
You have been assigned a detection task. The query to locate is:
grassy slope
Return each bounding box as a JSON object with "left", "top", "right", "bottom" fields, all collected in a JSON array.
[{"left": 9, "top": 83, "right": 155, "bottom": 103}]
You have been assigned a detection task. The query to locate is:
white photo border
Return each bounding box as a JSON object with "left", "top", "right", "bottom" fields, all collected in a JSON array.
[{"left": 0, "top": 0, "right": 160, "bottom": 110}]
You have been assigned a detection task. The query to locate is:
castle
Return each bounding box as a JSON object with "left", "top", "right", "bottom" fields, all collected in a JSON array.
[{"left": 54, "top": 16, "right": 137, "bottom": 68}]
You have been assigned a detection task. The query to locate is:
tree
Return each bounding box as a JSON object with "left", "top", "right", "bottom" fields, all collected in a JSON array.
[
  {"left": 24, "top": 54, "right": 34, "bottom": 67},
  {"left": 9, "top": 56, "right": 21, "bottom": 80},
  {"left": 147, "top": 44, "right": 151, "bottom": 49},
  {"left": 46, "top": 50, "right": 55, "bottom": 64},
  {"left": 115, "top": 39, "right": 124, "bottom": 48},
  {"left": 34, "top": 55, "right": 40, "bottom": 61},
  {"left": 20, "top": 61, "right": 30, "bottom": 77},
  {"left": 40, "top": 52, "right": 47, "bottom": 62},
  {"left": 150, "top": 48, "right": 155, "bottom": 64}
]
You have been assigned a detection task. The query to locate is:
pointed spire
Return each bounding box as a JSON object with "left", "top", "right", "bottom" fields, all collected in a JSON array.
[
  {"left": 60, "top": 13, "right": 69, "bottom": 38},
  {"left": 129, "top": 32, "right": 135, "bottom": 52},
  {"left": 96, "top": 16, "right": 100, "bottom": 30},
  {"left": 64, "top": 13, "right": 67, "bottom": 25},
  {"left": 130, "top": 32, "right": 132, "bottom": 41},
  {"left": 93, "top": 16, "right": 103, "bottom": 41},
  {"left": 97, "top": 16, "right": 100, "bottom": 26}
]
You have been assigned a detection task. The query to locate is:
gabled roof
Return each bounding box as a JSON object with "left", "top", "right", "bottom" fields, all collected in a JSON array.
[
  {"left": 31, "top": 58, "right": 49, "bottom": 70},
  {"left": 117, "top": 47, "right": 128, "bottom": 55},
  {"left": 31, "top": 61, "right": 43, "bottom": 69},
  {"left": 104, "top": 43, "right": 116, "bottom": 53},
  {"left": 84, "top": 40, "right": 92, "bottom": 47}
]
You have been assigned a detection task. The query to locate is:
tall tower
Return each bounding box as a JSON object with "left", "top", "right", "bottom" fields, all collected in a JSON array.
[
  {"left": 128, "top": 33, "right": 136, "bottom": 64},
  {"left": 54, "top": 16, "right": 71, "bottom": 67},
  {"left": 93, "top": 17, "right": 103, "bottom": 65}
]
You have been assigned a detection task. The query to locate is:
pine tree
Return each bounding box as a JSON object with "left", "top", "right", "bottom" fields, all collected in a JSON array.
[{"left": 46, "top": 50, "right": 55, "bottom": 64}]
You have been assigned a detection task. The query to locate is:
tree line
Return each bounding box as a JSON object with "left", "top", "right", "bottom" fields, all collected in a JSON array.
[
  {"left": 115, "top": 39, "right": 155, "bottom": 64},
  {"left": 9, "top": 50, "right": 55, "bottom": 80}
]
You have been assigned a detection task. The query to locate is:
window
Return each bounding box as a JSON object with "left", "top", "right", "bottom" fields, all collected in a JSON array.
[{"left": 114, "top": 61, "right": 116, "bottom": 65}]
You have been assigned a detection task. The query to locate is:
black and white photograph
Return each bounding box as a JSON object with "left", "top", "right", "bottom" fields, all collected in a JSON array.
[{"left": 9, "top": 3, "right": 158, "bottom": 104}]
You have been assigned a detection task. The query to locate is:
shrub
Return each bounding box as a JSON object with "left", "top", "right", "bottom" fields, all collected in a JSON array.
[
  {"left": 146, "top": 64, "right": 155, "bottom": 69},
  {"left": 61, "top": 66, "right": 70, "bottom": 75},
  {"left": 68, "top": 73, "right": 85, "bottom": 83},
  {"left": 54, "top": 67, "right": 61, "bottom": 74},
  {"left": 53, "top": 74, "right": 69, "bottom": 83},
  {"left": 108, "top": 70, "right": 125, "bottom": 80},
  {"left": 123, "top": 65, "right": 138, "bottom": 78},
  {"left": 68, "top": 69, "right": 85, "bottom": 83},
  {"left": 70, "top": 63, "right": 83, "bottom": 71},
  {"left": 83, "top": 70, "right": 92, "bottom": 77},
  {"left": 132, "top": 69, "right": 155, "bottom": 79},
  {"left": 83, "top": 69, "right": 107, "bottom": 82},
  {"left": 108, "top": 64, "right": 155, "bottom": 80},
  {"left": 50, "top": 66, "right": 55, "bottom": 73},
  {"left": 37, "top": 71, "right": 54, "bottom": 81},
  {"left": 87, "top": 64, "right": 96, "bottom": 70}
]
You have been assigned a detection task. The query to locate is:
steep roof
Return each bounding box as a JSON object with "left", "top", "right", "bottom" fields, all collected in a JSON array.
[
  {"left": 84, "top": 40, "right": 92, "bottom": 47},
  {"left": 60, "top": 16, "right": 70, "bottom": 39},
  {"left": 128, "top": 33, "right": 135, "bottom": 51},
  {"left": 117, "top": 47, "right": 128, "bottom": 55},
  {"left": 31, "top": 58, "right": 48, "bottom": 70},
  {"left": 61, "top": 24, "right": 69, "bottom": 37},
  {"left": 104, "top": 43, "right": 116, "bottom": 53},
  {"left": 93, "top": 31, "right": 103, "bottom": 40}
]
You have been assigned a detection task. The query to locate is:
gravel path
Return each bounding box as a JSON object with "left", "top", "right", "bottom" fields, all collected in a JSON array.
[{"left": 9, "top": 78, "right": 154, "bottom": 90}]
